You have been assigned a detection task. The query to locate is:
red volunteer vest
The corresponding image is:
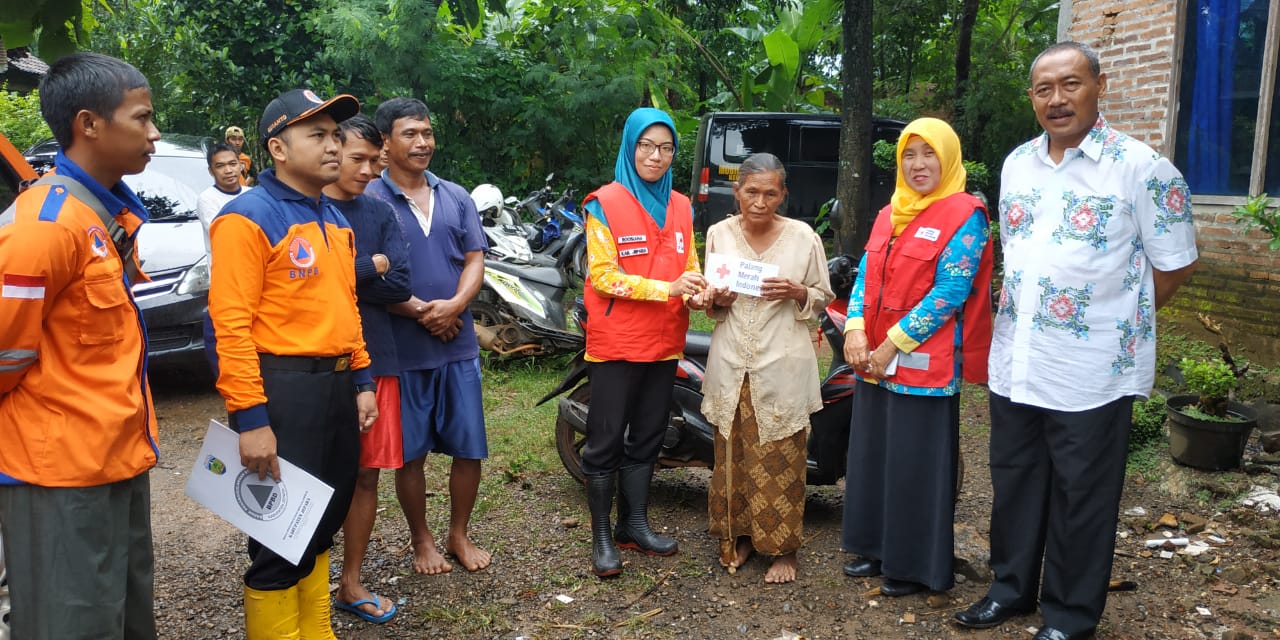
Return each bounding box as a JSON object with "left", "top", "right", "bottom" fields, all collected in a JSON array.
[
  {"left": 583, "top": 182, "right": 692, "bottom": 362},
  {"left": 862, "top": 192, "right": 993, "bottom": 387}
]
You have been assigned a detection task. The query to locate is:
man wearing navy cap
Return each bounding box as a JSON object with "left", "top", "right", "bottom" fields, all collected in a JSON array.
[{"left": 206, "top": 88, "right": 378, "bottom": 639}]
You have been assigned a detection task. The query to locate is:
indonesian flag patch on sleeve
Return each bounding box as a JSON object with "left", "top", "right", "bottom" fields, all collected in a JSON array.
[{"left": 2, "top": 274, "right": 47, "bottom": 299}]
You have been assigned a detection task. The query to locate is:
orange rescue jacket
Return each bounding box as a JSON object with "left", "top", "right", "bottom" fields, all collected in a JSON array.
[
  {"left": 0, "top": 183, "right": 158, "bottom": 486},
  {"left": 583, "top": 182, "right": 692, "bottom": 362}
]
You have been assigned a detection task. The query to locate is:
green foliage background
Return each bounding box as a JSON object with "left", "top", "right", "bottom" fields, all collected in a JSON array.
[
  {"left": 0, "top": 87, "right": 52, "bottom": 151},
  {"left": 3, "top": 0, "right": 1059, "bottom": 202}
]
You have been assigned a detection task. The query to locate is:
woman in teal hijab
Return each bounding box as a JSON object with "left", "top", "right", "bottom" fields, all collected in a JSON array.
[
  {"left": 577, "top": 108, "right": 708, "bottom": 578},
  {"left": 584, "top": 107, "right": 679, "bottom": 226}
]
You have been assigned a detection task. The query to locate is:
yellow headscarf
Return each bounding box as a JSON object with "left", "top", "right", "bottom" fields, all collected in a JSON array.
[{"left": 889, "top": 117, "right": 968, "bottom": 236}]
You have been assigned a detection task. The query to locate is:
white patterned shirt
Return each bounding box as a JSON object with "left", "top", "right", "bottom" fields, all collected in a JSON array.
[{"left": 988, "top": 117, "right": 1198, "bottom": 411}]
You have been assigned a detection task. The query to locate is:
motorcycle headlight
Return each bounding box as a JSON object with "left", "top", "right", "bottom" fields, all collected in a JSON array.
[{"left": 176, "top": 254, "right": 211, "bottom": 295}]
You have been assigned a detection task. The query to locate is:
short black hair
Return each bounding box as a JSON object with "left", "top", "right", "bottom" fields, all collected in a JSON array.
[
  {"left": 1030, "top": 41, "right": 1102, "bottom": 84},
  {"left": 339, "top": 114, "right": 383, "bottom": 147},
  {"left": 374, "top": 98, "right": 431, "bottom": 136},
  {"left": 206, "top": 142, "right": 239, "bottom": 167},
  {"left": 39, "top": 52, "right": 151, "bottom": 149}
]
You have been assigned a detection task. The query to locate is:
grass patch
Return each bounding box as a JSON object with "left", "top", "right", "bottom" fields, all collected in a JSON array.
[
  {"left": 689, "top": 309, "right": 715, "bottom": 332},
  {"left": 1125, "top": 440, "right": 1166, "bottom": 482},
  {"left": 540, "top": 569, "right": 586, "bottom": 591},
  {"left": 959, "top": 384, "right": 990, "bottom": 437},
  {"left": 418, "top": 602, "right": 513, "bottom": 635},
  {"left": 615, "top": 612, "right": 659, "bottom": 635},
  {"left": 376, "top": 356, "right": 566, "bottom": 535},
  {"left": 676, "top": 555, "right": 709, "bottom": 578},
  {"left": 474, "top": 357, "right": 566, "bottom": 516}
]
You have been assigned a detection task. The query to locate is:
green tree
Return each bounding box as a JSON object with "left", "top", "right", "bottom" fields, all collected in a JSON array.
[
  {"left": 89, "top": 0, "right": 202, "bottom": 133},
  {"left": 868, "top": 0, "right": 1056, "bottom": 185},
  {"left": 835, "top": 0, "right": 873, "bottom": 253},
  {"left": 955, "top": 0, "right": 1056, "bottom": 173},
  {"left": 0, "top": 0, "right": 99, "bottom": 62},
  {"left": 726, "top": 0, "right": 842, "bottom": 111},
  {"left": 0, "top": 86, "right": 52, "bottom": 150},
  {"left": 318, "top": 0, "right": 699, "bottom": 194},
  {"left": 655, "top": 0, "right": 790, "bottom": 109}
]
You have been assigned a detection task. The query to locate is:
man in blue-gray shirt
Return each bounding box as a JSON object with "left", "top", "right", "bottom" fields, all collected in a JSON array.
[
  {"left": 365, "top": 97, "right": 492, "bottom": 574},
  {"left": 322, "top": 114, "right": 411, "bottom": 624}
]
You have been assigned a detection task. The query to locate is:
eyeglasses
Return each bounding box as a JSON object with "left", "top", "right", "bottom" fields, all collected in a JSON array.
[{"left": 637, "top": 140, "right": 675, "bottom": 158}]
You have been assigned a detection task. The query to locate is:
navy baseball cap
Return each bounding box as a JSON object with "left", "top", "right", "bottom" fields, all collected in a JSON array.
[{"left": 258, "top": 89, "right": 361, "bottom": 149}]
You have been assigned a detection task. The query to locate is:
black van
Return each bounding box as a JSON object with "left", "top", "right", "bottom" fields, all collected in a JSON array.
[{"left": 689, "top": 112, "right": 905, "bottom": 237}]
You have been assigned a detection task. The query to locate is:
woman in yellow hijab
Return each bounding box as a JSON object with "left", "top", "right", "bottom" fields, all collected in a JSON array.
[{"left": 838, "top": 118, "right": 994, "bottom": 596}]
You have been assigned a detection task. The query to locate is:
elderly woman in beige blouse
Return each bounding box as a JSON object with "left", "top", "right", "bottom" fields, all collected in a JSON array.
[{"left": 692, "top": 152, "right": 833, "bottom": 583}]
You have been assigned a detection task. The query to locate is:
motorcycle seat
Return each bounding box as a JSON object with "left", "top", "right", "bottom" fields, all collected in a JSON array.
[
  {"left": 485, "top": 259, "right": 567, "bottom": 289},
  {"left": 684, "top": 331, "right": 711, "bottom": 358}
]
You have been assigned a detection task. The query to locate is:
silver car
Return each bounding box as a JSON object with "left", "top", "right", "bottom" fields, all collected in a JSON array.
[{"left": 25, "top": 135, "right": 212, "bottom": 366}]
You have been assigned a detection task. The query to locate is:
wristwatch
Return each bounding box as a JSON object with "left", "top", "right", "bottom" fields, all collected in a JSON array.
[{"left": 355, "top": 382, "right": 377, "bottom": 394}]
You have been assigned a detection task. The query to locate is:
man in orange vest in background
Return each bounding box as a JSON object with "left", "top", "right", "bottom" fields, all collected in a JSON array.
[
  {"left": 225, "top": 125, "right": 254, "bottom": 186},
  {"left": 0, "top": 51, "right": 161, "bottom": 640}
]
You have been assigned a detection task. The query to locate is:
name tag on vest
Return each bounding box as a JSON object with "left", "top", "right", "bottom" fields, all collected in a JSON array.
[
  {"left": 899, "top": 351, "right": 930, "bottom": 370},
  {"left": 914, "top": 227, "right": 941, "bottom": 241},
  {"left": 619, "top": 247, "right": 649, "bottom": 257},
  {"left": 617, "top": 234, "right": 647, "bottom": 244}
]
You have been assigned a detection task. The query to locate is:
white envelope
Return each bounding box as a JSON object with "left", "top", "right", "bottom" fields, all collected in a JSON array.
[
  {"left": 704, "top": 252, "right": 780, "bottom": 297},
  {"left": 184, "top": 420, "right": 334, "bottom": 565}
]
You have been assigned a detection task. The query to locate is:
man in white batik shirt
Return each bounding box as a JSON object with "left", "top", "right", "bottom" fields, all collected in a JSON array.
[{"left": 954, "top": 42, "right": 1198, "bottom": 640}]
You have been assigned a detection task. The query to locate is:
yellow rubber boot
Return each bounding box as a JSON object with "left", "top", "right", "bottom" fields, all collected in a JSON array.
[
  {"left": 297, "top": 551, "right": 338, "bottom": 640},
  {"left": 244, "top": 584, "right": 300, "bottom": 640}
]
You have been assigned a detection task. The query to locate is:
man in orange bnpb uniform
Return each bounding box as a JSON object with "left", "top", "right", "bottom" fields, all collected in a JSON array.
[
  {"left": 206, "top": 88, "right": 378, "bottom": 639},
  {"left": 0, "top": 52, "right": 160, "bottom": 640}
]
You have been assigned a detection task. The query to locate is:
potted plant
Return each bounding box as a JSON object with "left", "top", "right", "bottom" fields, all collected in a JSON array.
[{"left": 1166, "top": 316, "right": 1258, "bottom": 470}]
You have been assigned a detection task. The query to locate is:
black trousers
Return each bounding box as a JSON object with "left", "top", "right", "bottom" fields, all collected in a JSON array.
[
  {"left": 842, "top": 382, "right": 959, "bottom": 591},
  {"left": 243, "top": 365, "right": 360, "bottom": 590},
  {"left": 581, "top": 360, "right": 677, "bottom": 475},
  {"left": 986, "top": 393, "right": 1133, "bottom": 636}
]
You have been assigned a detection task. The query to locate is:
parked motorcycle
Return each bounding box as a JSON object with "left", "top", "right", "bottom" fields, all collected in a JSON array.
[
  {"left": 516, "top": 174, "right": 587, "bottom": 281},
  {"left": 470, "top": 183, "right": 539, "bottom": 265},
  {"left": 539, "top": 255, "right": 861, "bottom": 486},
  {"left": 473, "top": 176, "right": 588, "bottom": 283},
  {"left": 471, "top": 256, "right": 585, "bottom": 359}
]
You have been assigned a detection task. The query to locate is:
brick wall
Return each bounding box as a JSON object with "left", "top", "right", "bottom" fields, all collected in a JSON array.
[
  {"left": 1066, "top": 0, "right": 1180, "bottom": 153},
  {"left": 1067, "top": 1, "right": 1280, "bottom": 360}
]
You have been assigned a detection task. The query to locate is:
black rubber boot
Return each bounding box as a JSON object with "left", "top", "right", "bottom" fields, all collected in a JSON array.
[
  {"left": 586, "top": 473, "right": 622, "bottom": 577},
  {"left": 614, "top": 464, "right": 678, "bottom": 556}
]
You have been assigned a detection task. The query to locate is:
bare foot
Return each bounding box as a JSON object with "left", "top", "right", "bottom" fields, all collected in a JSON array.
[
  {"left": 764, "top": 553, "right": 798, "bottom": 584},
  {"left": 410, "top": 535, "right": 452, "bottom": 575},
  {"left": 719, "top": 537, "right": 754, "bottom": 570},
  {"left": 445, "top": 532, "right": 492, "bottom": 572},
  {"left": 336, "top": 580, "right": 392, "bottom": 619}
]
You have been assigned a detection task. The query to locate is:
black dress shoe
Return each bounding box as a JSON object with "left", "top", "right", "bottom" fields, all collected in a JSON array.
[
  {"left": 879, "top": 578, "right": 925, "bottom": 597},
  {"left": 1032, "top": 626, "right": 1094, "bottom": 640},
  {"left": 953, "top": 596, "right": 1036, "bottom": 629},
  {"left": 842, "top": 557, "right": 882, "bottom": 578}
]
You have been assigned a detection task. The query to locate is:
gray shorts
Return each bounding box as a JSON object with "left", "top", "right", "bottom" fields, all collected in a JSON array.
[{"left": 0, "top": 473, "right": 155, "bottom": 640}]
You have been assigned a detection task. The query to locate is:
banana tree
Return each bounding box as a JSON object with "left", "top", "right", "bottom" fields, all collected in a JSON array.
[{"left": 727, "top": 0, "right": 842, "bottom": 111}]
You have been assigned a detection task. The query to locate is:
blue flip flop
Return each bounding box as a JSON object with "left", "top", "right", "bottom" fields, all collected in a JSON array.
[{"left": 334, "top": 594, "right": 397, "bottom": 624}]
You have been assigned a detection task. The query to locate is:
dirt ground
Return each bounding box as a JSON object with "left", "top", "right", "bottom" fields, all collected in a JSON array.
[{"left": 148, "top": 366, "right": 1280, "bottom": 640}]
